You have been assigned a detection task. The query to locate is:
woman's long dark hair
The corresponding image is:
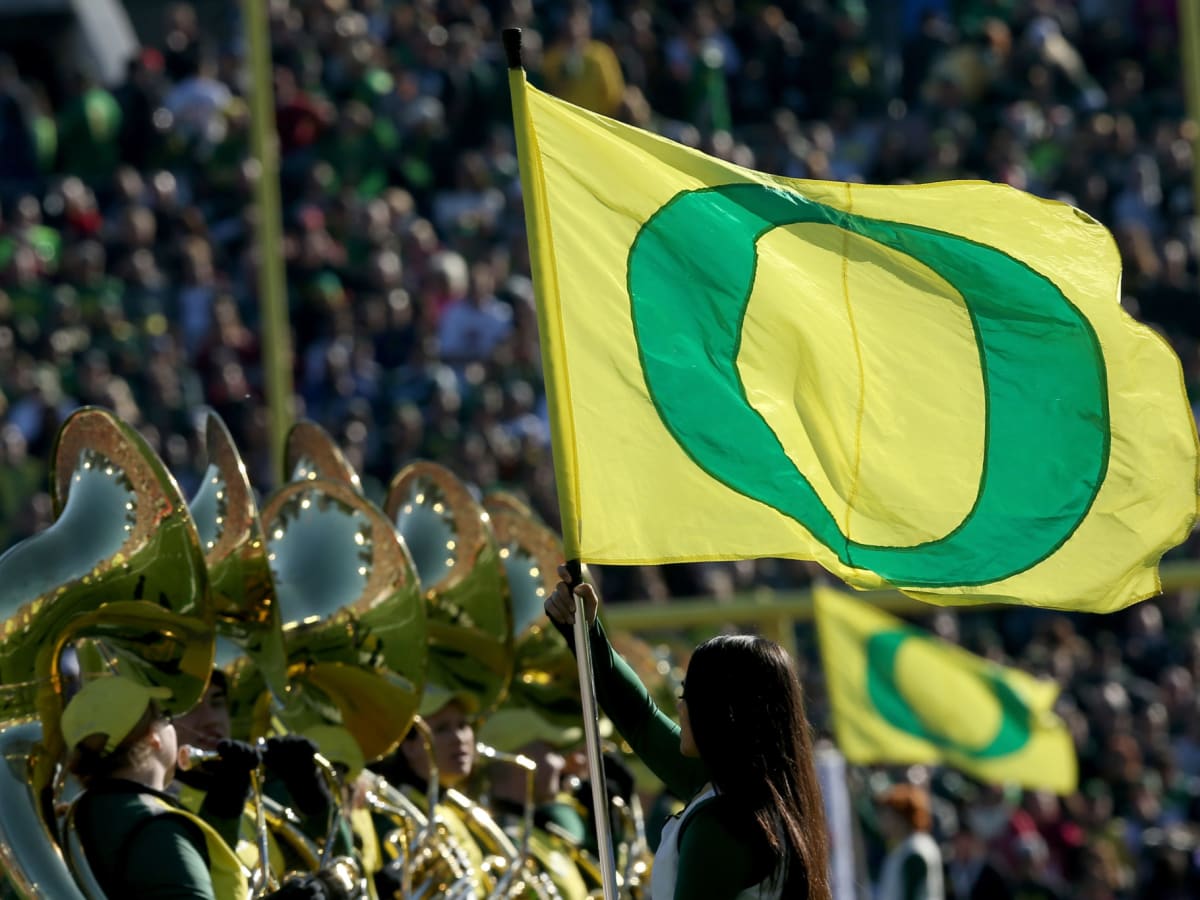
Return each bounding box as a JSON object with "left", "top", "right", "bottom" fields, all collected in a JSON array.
[{"left": 685, "top": 635, "right": 832, "bottom": 899}]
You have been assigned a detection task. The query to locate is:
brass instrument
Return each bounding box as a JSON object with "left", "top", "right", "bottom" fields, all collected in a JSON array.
[
  {"left": 386, "top": 462, "right": 514, "bottom": 717},
  {"left": 373, "top": 461, "right": 581, "bottom": 898},
  {"left": 241, "top": 472, "right": 429, "bottom": 897},
  {"left": 186, "top": 410, "right": 359, "bottom": 897},
  {"left": 400, "top": 717, "right": 518, "bottom": 898},
  {"left": 229, "top": 425, "right": 492, "bottom": 898},
  {"left": 189, "top": 409, "right": 288, "bottom": 702},
  {"left": 362, "top": 770, "right": 477, "bottom": 899},
  {"left": 480, "top": 490, "right": 537, "bottom": 521},
  {"left": 0, "top": 407, "right": 216, "bottom": 898},
  {"left": 260, "top": 443, "right": 530, "bottom": 898},
  {"left": 483, "top": 498, "right": 655, "bottom": 899},
  {"left": 365, "top": 765, "right": 556, "bottom": 900},
  {"left": 285, "top": 420, "right": 363, "bottom": 493},
  {"left": 260, "top": 475, "right": 426, "bottom": 761},
  {"left": 475, "top": 741, "right": 567, "bottom": 900},
  {"left": 482, "top": 498, "right": 580, "bottom": 725},
  {"left": 610, "top": 795, "right": 650, "bottom": 898}
]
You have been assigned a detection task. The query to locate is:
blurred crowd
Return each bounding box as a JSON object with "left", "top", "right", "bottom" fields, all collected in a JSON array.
[{"left": 0, "top": 0, "right": 1197, "bottom": 897}]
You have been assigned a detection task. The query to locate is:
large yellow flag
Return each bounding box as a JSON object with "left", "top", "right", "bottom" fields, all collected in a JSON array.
[
  {"left": 814, "top": 586, "right": 1077, "bottom": 793},
  {"left": 508, "top": 67, "right": 1198, "bottom": 612}
]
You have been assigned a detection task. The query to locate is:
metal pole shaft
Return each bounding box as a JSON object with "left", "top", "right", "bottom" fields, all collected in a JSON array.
[{"left": 574, "top": 595, "right": 620, "bottom": 900}]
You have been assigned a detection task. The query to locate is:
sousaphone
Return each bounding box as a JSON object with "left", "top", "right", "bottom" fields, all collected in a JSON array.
[
  {"left": 260, "top": 475, "right": 426, "bottom": 763},
  {"left": 385, "top": 462, "right": 514, "bottom": 716},
  {"left": 483, "top": 495, "right": 653, "bottom": 898},
  {"left": 0, "top": 407, "right": 214, "bottom": 898},
  {"left": 189, "top": 408, "right": 288, "bottom": 700},
  {"left": 285, "top": 420, "right": 362, "bottom": 492},
  {"left": 481, "top": 494, "right": 579, "bottom": 725}
]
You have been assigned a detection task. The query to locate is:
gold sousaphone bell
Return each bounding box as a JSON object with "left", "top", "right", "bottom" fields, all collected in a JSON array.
[
  {"left": 386, "top": 461, "right": 514, "bottom": 716},
  {"left": 189, "top": 409, "right": 288, "bottom": 701},
  {"left": 191, "top": 417, "right": 385, "bottom": 896},
  {"left": 285, "top": 420, "right": 363, "bottom": 493},
  {"left": 482, "top": 493, "right": 581, "bottom": 725},
  {"left": 0, "top": 407, "right": 215, "bottom": 898},
  {"left": 259, "top": 427, "right": 427, "bottom": 762}
]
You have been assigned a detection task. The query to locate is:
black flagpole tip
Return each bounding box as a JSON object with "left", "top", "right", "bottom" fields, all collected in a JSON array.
[{"left": 503, "top": 28, "right": 524, "bottom": 70}]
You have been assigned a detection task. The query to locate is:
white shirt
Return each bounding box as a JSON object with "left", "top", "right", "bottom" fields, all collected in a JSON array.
[{"left": 876, "top": 832, "right": 944, "bottom": 900}]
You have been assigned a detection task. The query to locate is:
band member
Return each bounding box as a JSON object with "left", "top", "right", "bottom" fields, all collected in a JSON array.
[
  {"left": 171, "top": 670, "right": 346, "bottom": 870},
  {"left": 63, "top": 675, "right": 325, "bottom": 900},
  {"left": 171, "top": 670, "right": 261, "bottom": 850},
  {"left": 478, "top": 706, "right": 593, "bottom": 899},
  {"left": 369, "top": 684, "right": 490, "bottom": 897}
]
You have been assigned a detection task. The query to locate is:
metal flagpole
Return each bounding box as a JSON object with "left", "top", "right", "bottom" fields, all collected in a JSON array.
[{"left": 567, "top": 559, "right": 620, "bottom": 900}]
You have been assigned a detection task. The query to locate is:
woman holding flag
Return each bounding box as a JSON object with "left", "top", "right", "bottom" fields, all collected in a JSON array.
[{"left": 546, "top": 568, "right": 832, "bottom": 899}]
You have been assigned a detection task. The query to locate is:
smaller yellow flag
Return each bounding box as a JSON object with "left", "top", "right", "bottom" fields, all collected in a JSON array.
[{"left": 813, "top": 585, "right": 1077, "bottom": 794}]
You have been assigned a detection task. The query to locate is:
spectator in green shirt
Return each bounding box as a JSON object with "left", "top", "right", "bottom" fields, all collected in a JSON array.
[{"left": 56, "top": 73, "right": 123, "bottom": 186}]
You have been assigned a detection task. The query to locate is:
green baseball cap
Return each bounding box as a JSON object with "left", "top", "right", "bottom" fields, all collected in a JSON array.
[{"left": 62, "top": 677, "right": 172, "bottom": 755}]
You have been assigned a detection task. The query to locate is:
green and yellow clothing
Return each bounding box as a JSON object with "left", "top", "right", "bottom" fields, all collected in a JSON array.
[
  {"left": 56, "top": 87, "right": 122, "bottom": 183},
  {"left": 177, "top": 771, "right": 365, "bottom": 889},
  {"left": 570, "top": 621, "right": 787, "bottom": 899},
  {"left": 262, "top": 774, "right": 354, "bottom": 857},
  {"left": 176, "top": 782, "right": 288, "bottom": 877},
  {"left": 72, "top": 779, "right": 248, "bottom": 900}
]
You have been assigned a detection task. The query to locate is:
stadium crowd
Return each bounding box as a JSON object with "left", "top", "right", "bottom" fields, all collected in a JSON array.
[{"left": 0, "top": 0, "right": 1197, "bottom": 897}]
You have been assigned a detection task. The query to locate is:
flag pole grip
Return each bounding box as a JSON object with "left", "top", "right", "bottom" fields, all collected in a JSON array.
[
  {"left": 568, "top": 560, "right": 619, "bottom": 900},
  {"left": 503, "top": 27, "right": 524, "bottom": 70}
]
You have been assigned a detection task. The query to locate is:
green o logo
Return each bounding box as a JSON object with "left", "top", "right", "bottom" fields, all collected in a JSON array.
[
  {"left": 865, "top": 629, "right": 1032, "bottom": 757},
  {"left": 627, "top": 184, "right": 1109, "bottom": 587}
]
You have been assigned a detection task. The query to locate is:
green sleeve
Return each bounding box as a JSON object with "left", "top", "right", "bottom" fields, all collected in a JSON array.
[
  {"left": 673, "top": 804, "right": 769, "bottom": 899},
  {"left": 122, "top": 818, "right": 216, "bottom": 900},
  {"left": 584, "top": 620, "right": 709, "bottom": 801},
  {"left": 901, "top": 852, "right": 927, "bottom": 900}
]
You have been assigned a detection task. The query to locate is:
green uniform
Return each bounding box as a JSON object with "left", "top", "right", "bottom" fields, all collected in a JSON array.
[
  {"left": 72, "top": 778, "right": 246, "bottom": 900},
  {"left": 575, "top": 621, "right": 781, "bottom": 899}
]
